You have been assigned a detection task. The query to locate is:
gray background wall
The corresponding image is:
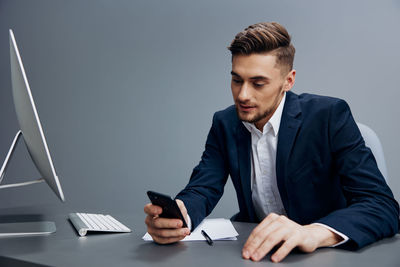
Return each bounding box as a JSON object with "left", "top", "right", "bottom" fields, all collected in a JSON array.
[{"left": 0, "top": 0, "right": 399, "bottom": 221}]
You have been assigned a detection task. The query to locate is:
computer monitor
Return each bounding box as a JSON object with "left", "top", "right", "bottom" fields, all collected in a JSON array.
[{"left": 0, "top": 29, "right": 65, "bottom": 237}]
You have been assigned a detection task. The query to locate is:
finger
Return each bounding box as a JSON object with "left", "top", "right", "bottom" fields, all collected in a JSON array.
[
  {"left": 149, "top": 226, "right": 190, "bottom": 240},
  {"left": 176, "top": 199, "right": 188, "bottom": 224},
  {"left": 243, "top": 214, "right": 281, "bottom": 259},
  {"left": 145, "top": 215, "right": 154, "bottom": 227},
  {"left": 243, "top": 223, "right": 278, "bottom": 258},
  {"left": 243, "top": 213, "right": 278, "bottom": 248},
  {"left": 250, "top": 226, "right": 291, "bottom": 262},
  {"left": 176, "top": 199, "right": 187, "bottom": 215},
  {"left": 145, "top": 215, "right": 184, "bottom": 230},
  {"left": 144, "top": 203, "right": 162, "bottom": 216},
  {"left": 271, "top": 237, "right": 299, "bottom": 263},
  {"left": 153, "top": 217, "right": 185, "bottom": 229}
]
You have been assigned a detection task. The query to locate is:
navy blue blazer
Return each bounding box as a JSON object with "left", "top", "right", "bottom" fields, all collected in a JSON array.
[{"left": 176, "top": 91, "right": 399, "bottom": 249}]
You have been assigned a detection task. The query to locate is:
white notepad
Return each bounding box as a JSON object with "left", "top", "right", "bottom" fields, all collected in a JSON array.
[{"left": 143, "top": 218, "right": 239, "bottom": 241}]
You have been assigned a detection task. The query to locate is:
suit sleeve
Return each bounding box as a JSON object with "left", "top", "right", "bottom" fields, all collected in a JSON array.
[
  {"left": 315, "top": 99, "right": 399, "bottom": 249},
  {"left": 175, "top": 113, "right": 229, "bottom": 230}
]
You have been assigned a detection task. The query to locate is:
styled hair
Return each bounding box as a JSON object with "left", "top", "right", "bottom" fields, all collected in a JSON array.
[{"left": 228, "top": 22, "right": 295, "bottom": 74}]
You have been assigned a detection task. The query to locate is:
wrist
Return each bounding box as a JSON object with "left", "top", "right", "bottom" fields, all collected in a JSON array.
[{"left": 305, "top": 224, "right": 343, "bottom": 248}]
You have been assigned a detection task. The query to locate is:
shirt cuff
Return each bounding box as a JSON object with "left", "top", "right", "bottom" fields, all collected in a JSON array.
[{"left": 312, "top": 223, "right": 349, "bottom": 247}]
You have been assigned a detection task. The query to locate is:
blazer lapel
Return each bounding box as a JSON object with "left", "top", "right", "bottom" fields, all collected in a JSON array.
[
  {"left": 235, "top": 122, "right": 257, "bottom": 222},
  {"left": 276, "top": 92, "right": 302, "bottom": 216}
]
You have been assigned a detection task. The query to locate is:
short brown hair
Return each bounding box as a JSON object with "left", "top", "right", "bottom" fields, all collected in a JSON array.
[{"left": 228, "top": 22, "right": 295, "bottom": 74}]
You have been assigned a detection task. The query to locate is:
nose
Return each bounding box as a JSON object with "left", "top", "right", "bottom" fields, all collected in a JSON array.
[{"left": 237, "top": 82, "right": 250, "bottom": 102}]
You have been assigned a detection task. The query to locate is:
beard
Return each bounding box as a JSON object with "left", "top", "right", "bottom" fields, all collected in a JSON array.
[
  {"left": 238, "top": 105, "right": 276, "bottom": 124},
  {"left": 236, "top": 85, "right": 284, "bottom": 124}
]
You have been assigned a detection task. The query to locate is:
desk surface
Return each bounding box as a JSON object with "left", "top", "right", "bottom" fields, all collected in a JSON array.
[{"left": 0, "top": 209, "right": 399, "bottom": 267}]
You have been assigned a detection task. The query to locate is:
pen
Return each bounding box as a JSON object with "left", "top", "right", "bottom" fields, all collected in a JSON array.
[{"left": 201, "top": 230, "right": 213, "bottom": 246}]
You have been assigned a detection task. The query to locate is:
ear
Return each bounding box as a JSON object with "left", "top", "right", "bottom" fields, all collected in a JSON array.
[{"left": 283, "top": 69, "right": 296, "bottom": 92}]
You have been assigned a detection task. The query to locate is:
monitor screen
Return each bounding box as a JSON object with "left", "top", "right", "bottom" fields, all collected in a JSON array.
[{"left": 8, "top": 29, "right": 64, "bottom": 202}]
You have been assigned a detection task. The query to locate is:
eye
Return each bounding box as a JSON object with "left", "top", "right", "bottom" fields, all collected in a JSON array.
[
  {"left": 253, "top": 82, "right": 265, "bottom": 88},
  {"left": 232, "top": 79, "right": 243, "bottom": 84}
]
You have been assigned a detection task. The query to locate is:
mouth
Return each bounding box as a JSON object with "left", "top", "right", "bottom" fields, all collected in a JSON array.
[{"left": 238, "top": 103, "right": 256, "bottom": 112}]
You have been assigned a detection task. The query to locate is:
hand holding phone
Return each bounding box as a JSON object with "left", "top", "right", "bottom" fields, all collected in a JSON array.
[
  {"left": 146, "top": 191, "right": 188, "bottom": 228},
  {"left": 144, "top": 191, "right": 190, "bottom": 244}
]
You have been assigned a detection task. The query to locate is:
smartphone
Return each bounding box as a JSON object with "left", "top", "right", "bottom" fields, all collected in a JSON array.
[{"left": 147, "top": 191, "right": 188, "bottom": 228}]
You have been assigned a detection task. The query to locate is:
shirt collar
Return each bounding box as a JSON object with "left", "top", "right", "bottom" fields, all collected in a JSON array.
[{"left": 242, "top": 92, "right": 286, "bottom": 137}]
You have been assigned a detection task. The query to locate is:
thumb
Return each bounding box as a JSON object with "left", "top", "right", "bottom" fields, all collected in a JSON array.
[{"left": 176, "top": 199, "right": 188, "bottom": 226}]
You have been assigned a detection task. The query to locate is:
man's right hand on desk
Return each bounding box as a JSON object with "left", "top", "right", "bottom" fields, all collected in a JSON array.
[{"left": 144, "top": 199, "right": 190, "bottom": 244}]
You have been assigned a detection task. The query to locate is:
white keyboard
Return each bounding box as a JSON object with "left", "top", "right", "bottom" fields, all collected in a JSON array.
[{"left": 69, "top": 212, "right": 131, "bottom": 237}]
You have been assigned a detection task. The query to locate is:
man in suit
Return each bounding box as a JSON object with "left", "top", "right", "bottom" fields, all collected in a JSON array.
[{"left": 144, "top": 22, "right": 399, "bottom": 262}]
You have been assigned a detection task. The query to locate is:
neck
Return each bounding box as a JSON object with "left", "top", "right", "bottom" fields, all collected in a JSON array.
[{"left": 254, "top": 115, "right": 272, "bottom": 131}]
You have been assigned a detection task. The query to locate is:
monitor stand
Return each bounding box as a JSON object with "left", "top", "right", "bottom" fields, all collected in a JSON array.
[{"left": 0, "top": 131, "right": 56, "bottom": 237}]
